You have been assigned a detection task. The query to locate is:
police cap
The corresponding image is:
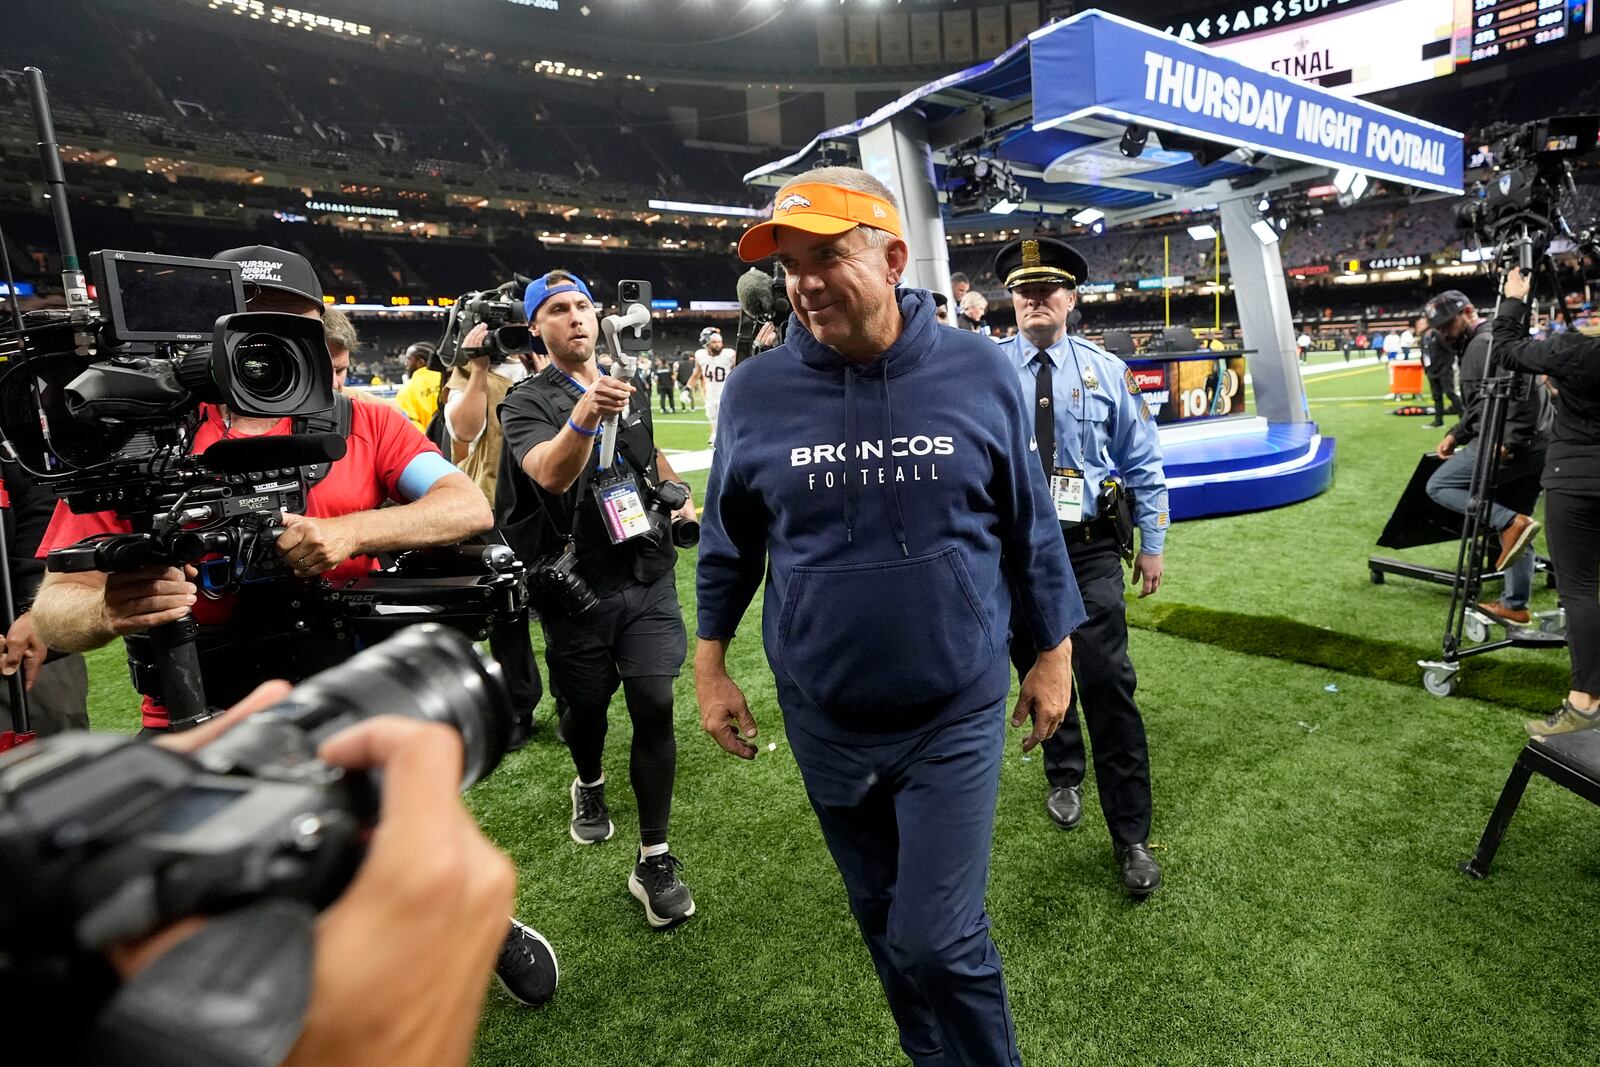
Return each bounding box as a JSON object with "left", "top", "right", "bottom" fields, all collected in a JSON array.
[{"left": 995, "top": 236, "right": 1088, "bottom": 291}]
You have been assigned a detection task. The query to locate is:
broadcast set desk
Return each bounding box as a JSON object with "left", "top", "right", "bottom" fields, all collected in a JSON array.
[
  {"left": 1462, "top": 730, "right": 1600, "bottom": 879},
  {"left": 1120, "top": 347, "right": 1336, "bottom": 520}
]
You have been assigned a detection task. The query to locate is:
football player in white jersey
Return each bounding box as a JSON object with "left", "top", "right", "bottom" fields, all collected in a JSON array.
[{"left": 694, "top": 327, "right": 737, "bottom": 447}]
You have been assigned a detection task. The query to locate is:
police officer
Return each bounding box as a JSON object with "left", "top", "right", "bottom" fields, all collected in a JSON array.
[{"left": 996, "top": 236, "right": 1170, "bottom": 897}]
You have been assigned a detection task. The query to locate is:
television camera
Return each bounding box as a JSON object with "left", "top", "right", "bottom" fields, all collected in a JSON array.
[
  {"left": 0, "top": 67, "right": 527, "bottom": 738},
  {"left": 1456, "top": 114, "right": 1600, "bottom": 276},
  {"left": 436, "top": 275, "right": 535, "bottom": 369}
]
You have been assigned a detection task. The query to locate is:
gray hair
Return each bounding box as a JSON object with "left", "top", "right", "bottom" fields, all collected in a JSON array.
[
  {"left": 959, "top": 290, "right": 988, "bottom": 312},
  {"left": 776, "top": 166, "right": 900, "bottom": 249},
  {"left": 323, "top": 307, "right": 359, "bottom": 353}
]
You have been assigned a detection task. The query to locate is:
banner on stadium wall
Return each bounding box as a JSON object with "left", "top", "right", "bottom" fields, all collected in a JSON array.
[{"left": 1030, "top": 10, "right": 1464, "bottom": 194}]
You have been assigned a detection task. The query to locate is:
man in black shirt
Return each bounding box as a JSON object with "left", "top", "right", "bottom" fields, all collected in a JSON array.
[
  {"left": 497, "top": 270, "right": 698, "bottom": 929},
  {"left": 674, "top": 350, "right": 697, "bottom": 410},
  {"left": 654, "top": 353, "right": 677, "bottom": 413}
]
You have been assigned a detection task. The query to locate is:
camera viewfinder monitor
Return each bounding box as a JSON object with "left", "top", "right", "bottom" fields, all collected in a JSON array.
[{"left": 90, "top": 250, "right": 247, "bottom": 344}]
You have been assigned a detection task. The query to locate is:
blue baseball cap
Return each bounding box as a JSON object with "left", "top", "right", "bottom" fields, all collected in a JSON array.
[{"left": 523, "top": 272, "right": 594, "bottom": 322}]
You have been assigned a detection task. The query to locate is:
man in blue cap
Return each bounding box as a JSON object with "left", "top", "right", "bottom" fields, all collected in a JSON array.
[
  {"left": 495, "top": 269, "right": 700, "bottom": 929},
  {"left": 995, "top": 235, "right": 1171, "bottom": 898}
]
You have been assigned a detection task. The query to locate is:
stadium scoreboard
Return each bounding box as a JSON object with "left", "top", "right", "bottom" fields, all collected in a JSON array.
[{"left": 1169, "top": 0, "right": 1590, "bottom": 97}]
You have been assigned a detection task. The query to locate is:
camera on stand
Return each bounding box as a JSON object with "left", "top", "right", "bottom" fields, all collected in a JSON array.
[{"left": 1456, "top": 114, "right": 1600, "bottom": 275}]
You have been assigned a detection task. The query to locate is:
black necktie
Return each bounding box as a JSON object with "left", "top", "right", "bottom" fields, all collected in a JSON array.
[{"left": 1034, "top": 350, "right": 1054, "bottom": 481}]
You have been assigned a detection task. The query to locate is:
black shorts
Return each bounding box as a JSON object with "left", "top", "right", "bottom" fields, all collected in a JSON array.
[{"left": 540, "top": 571, "right": 687, "bottom": 709}]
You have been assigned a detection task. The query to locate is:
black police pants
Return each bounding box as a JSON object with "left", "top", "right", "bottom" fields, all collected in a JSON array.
[
  {"left": 1427, "top": 370, "right": 1460, "bottom": 421},
  {"left": 1009, "top": 537, "right": 1152, "bottom": 847},
  {"left": 488, "top": 613, "right": 544, "bottom": 719},
  {"left": 1545, "top": 489, "right": 1600, "bottom": 696}
]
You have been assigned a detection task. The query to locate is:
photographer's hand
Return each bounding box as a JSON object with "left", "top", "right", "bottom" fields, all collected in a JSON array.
[
  {"left": 572, "top": 376, "right": 634, "bottom": 428},
  {"left": 754, "top": 321, "right": 779, "bottom": 349},
  {"left": 285, "top": 717, "right": 515, "bottom": 1067},
  {"left": 277, "top": 513, "right": 362, "bottom": 577},
  {"left": 462, "top": 322, "right": 492, "bottom": 359},
  {"left": 103, "top": 565, "right": 199, "bottom": 635},
  {"left": 1502, "top": 266, "right": 1532, "bottom": 302},
  {"left": 1013, "top": 639, "right": 1072, "bottom": 753},
  {"left": 0, "top": 611, "right": 47, "bottom": 690},
  {"left": 695, "top": 638, "right": 758, "bottom": 759}
]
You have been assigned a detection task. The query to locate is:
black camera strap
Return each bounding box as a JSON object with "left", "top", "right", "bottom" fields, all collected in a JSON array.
[
  {"left": 533, "top": 365, "right": 657, "bottom": 540},
  {"left": 289, "top": 393, "right": 354, "bottom": 491}
]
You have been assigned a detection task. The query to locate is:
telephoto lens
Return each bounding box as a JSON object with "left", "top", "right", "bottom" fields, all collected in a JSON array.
[{"left": 198, "top": 623, "right": 513, "bottom": 789}]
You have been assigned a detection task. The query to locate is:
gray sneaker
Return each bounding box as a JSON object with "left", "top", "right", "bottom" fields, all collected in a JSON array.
[
  {"left": 570, "top": 778, "right": 615, "bottom": 844},
  {"left": 628, "top": 852, "right": 696, "bottom": 929},
  {"left": 1526, "top": 700, "right": 1600, "bottom": 738}
]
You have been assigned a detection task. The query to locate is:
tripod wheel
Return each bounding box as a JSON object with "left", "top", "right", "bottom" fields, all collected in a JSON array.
[
  {"left": 1422, "top": 667, "right": 1458, "bottom": 698},
  {"left": 1464, "top": 614, "right": 1489, "bottom": 643}
]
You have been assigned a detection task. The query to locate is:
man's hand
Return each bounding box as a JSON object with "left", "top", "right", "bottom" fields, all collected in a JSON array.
[
  {"left": 1436, "top": 434, "right": 1457, "bottom": 460},
  {"left": 114, "top": 697, "right": 514, "bottom": 1067},
  {"left": 572, "top": 376, "right": 633, "bottom": 428},
  {"left": 1131, "top": 552, "right": 1163, "bottom": 598},
  {"left": 1013, "top": 639, "right": 1072, "bottom": 753},
  {"left": 0, "top": 611, "right": 47, "bottom": 690},
  {"left": 754, "top": 321, "right": 779, "bottom": 348},
  {"left": 277, "top": 513, "right": 362, "bottom": 578},
  {"left": 674, "top": 491, "right": 698, "bottom": 524},
  {"left": 1502, "top": 266, "right": 1532, "bottom": 302},
  {"left": 695, "top": 644, "right": 758, "bottom": 759},
  {"left": 282, "top": 717, "right": 515, "bottom": 1067},
  {"left": 461, "top": 323, "right": 492, "bottom": 365},
  {"left": 102, "top": 565, "right": 198, "bottom": 636}
]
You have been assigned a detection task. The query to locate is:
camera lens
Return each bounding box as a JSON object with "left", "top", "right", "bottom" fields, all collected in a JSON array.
[
  {"left": 249, "top": 624, "right": 512, "bottom": 788},
  {"left": 231, "top": 334, "right": 301, "bottom": 403},
  {"left": 621, "top": 283, "right": 639, "bottom": 301},
  {"left": 671, "top": 517, "right": 700, "bottom": 548}
]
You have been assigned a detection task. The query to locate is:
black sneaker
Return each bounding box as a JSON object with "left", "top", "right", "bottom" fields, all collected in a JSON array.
[
  {"left": 628, "top": 851, "right": 696, "bottom": 929},
  {"left": 495, "top": 918, "right": 559, "bottom": 1007},
  {"left": 570, "top": 778, "right": 614, "bottom": 845}
]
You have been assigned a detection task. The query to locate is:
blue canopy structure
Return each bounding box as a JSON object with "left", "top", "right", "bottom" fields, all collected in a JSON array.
[
  {"left": 741, "top": 10, "right": 1469, "bottom": 520},
  {"left": 747, "top": 9, "right": 1463, "bottom": 226}
]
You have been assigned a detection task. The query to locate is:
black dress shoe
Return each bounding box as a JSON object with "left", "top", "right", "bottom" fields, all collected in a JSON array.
[
  {"left": 1116, "top": 842, "right": 1162, "bottom": 898},
  {"left": 1045, "top": 785, "right": 1083, "bottom": 830},
  {"left": 507, "top": 715, "right": 534, "bottom": 753}
]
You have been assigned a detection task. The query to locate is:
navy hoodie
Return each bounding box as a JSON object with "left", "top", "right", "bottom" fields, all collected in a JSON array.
[{"left": 697, "top": 288, "right": 1085, "bottom": 743}]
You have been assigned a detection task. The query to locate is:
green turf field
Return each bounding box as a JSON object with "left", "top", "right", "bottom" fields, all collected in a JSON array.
[{"left": 77, "top": 365, "right": 1599, "bottom": 1066}]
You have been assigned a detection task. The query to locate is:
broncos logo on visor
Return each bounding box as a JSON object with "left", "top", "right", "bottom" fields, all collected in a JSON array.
[{"left": 776, "top": 194, "right": 813, "bottom": 214}]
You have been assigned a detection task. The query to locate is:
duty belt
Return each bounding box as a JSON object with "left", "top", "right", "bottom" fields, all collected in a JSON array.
[{"left": 1062, "top": 513, "right": 1120, "bottom": 547}]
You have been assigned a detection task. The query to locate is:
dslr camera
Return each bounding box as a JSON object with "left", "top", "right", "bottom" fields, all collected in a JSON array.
[
  {"left": 438, "top": 276, "right": 534, "bottom": 368},
  {"left": 0, "top": 624, "right": 511, "bottom": 1022},
  {"left": 648, "top": 479, "right": 700, "bottom": 548}
]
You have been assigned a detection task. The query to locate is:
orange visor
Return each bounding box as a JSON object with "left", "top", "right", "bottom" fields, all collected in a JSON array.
[{"left": 737, "top": 182, "right": 904, "bottom": 262}]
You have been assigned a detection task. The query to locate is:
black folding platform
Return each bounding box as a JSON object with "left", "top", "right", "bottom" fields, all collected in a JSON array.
[{"left": 1461, "top": 729, "right": 1600, "bottom": 879}]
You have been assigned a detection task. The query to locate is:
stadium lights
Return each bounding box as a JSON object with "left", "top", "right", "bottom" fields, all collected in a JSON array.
[
  {"left": 991, "top": 199, "right": 1019, "bottom": 215},
  {"left": 1332, "top": 167, "right": 1356, "bottom": 194},
  {"left": 1250, "top": 219, "right": 1280, "bottom": 244},
  {"left": 1187, "top": 223, "right": 1216, "bottom": 241},
  {"left": 1350, "top": 172, "right": 1369, "bottom": 199},
  {"left": 1072, "top": 208, "right": 1104, "bottom": 225}
]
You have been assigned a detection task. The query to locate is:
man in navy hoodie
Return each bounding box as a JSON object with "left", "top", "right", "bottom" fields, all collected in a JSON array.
[{"left": 695, "top": 168, "right": 1085, "bottom": 1066}]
